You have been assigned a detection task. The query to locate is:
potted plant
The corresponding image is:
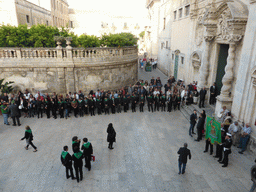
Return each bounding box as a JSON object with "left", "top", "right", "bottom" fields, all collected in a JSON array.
[{"left": 145, "top": 61, "right": 152, "bottom": 72}]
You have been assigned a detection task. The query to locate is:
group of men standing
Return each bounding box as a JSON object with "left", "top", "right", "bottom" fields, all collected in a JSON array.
[{"left": 60, "top": 136, "right": 93, "bottom": 183}]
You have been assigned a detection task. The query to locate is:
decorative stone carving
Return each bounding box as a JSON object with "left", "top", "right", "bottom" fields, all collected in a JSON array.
[
  {"left": 195, "top": 10, "right": 206, "bottom": 46},
  {"left": 65, "top": 37, "right": 72, "bottom": 49},
  {"left": 204, "top": 35, "right": 215, "bottom": 42},
  {"left": 220, "top": 43, "right": 236, "bottom": 98},
  {"left": 191, "top": 52, "right": 201, "bottom": 69}
]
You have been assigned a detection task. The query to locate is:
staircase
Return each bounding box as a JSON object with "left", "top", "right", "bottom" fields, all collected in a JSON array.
[{"left": 180, "top": 103, "right": 216, "bottom": 122}]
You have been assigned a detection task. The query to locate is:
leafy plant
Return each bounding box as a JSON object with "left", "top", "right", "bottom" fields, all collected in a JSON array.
[
  {"left": 0, "top": 79, "right": 14, "bottom": 95},
  {"left": 139, "top": 31, "right": 145, "bottom": 39}
]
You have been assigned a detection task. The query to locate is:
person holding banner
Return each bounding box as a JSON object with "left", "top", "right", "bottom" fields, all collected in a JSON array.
[
  {"left": 219, "top": 133, "right": 232, "bottom": 167},
  {"left": 204, "top": 138, "right": 213, "bottom": 155}
]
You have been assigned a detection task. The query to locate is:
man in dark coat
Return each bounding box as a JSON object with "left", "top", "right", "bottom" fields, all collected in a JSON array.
[
  {"left": 204, "top": 138, "right": 213, "bottom": 155},
  {"left": 81, "top": 138, "right": 93, "bottom": 171},
  {"left": 189, "top": 110, "right": 197, "bottom": 136},
  {"left": 199, "top": 87, "right": 207, "bottom": 108},
  {"left": 9, "top": 101, "right": 21, "bottom": 126},
  {"left": 72, "top": 146, "right": 84, "bottom": 183},
  {"left": 209, "top": 83, "right": 217, "bottom": 105},
  {"left": 61, "top": 146, "right": 76, "bottom": 180},
  {"left": 214, "top": 127, "right": 225, "bottom": 161},
  {"left": 139, "top": 94, "right": 145, "bottom": 112},
  {"left": 195, "top": 114, "right": 204, "bottom": 141},
  {"left": 177, "top": 143, "right": 192, "bottom": 174},
  {"left": 107, "top": 123, "right": 116, "bottom": 149},
  {"left": 72, "top": 136, "right": 81, "bottom": 153}
]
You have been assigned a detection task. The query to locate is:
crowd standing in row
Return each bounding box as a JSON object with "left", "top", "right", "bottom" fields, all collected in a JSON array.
[{"left": 1, "top": 76, "right": 214, "bottom": 126}]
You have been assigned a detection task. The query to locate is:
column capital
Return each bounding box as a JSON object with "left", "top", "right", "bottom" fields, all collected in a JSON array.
[{"left": 228, "top": 34, "right": 243, "bottom": 44}]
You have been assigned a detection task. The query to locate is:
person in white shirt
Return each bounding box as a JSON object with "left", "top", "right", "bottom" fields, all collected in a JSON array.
[
  {"left": 228, "top": 121, "right": 239, "bottom": 146},
  {"left": 153, "top": 88, "right": 160, "bottom": 96},
  {"left": 24, "top": 89, "right": 30, "bottom": 100},
  {"left": 218, "top": 106, "right": 229, "bottom": 123},
  {"left": 238, "top": 123, "right": 252, "bottom": 154}
]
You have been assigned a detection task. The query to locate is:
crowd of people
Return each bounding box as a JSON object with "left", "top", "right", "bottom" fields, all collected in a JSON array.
[
  {"left": 20, "top": 123, "right": 116, "bottom": 183},
  {"left": 1, "top": 76, "right": 210, "bottom": 126},
  {"left": 189, "top": 104, "right": 252, "bottom": 168}
]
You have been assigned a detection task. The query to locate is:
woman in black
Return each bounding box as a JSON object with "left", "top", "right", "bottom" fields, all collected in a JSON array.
[
  {"left": 107, "top": 123, "right": 116, "bottom": 149},
  {"left": 20, "top": 125, "right": 37, "bottom": 152}
]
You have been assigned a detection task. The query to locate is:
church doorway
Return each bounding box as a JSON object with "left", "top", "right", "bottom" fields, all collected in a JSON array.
[{"left": 215, "top": 44, "right": 229, "bottom": 95}]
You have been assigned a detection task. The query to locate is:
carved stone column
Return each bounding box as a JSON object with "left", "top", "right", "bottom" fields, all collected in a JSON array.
[
  {"left": 199, "top": 36, "right": 214, "bottom": 88},
  {"left": 220, "top": 42, "right": 236, "bottom": 98}
]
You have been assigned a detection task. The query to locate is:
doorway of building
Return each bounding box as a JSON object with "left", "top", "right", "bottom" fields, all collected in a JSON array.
[
  {"left": 215, "top": 44, "right": 229, "bottom": 95},
  {"left": 174, "top": 54, "right": 179, "bottom": 80}
]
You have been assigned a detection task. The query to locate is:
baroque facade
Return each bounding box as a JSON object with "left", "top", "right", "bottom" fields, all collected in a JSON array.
[
  {"left": 0, "top": 0, "right": 70, "bottom": 28},
  {"left": 146, "top": 0, "right": 256, "bottom": 143}
]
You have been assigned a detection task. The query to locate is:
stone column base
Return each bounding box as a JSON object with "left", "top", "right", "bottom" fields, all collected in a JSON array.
[{"left": 215, "top": 95, "right": 233, "bottom": 118}]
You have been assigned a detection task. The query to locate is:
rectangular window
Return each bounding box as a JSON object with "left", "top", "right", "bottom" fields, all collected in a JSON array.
[
  {"left": 179, "top": 8, "right": 182, "bottom": 18},
  {"left": 166, "top": 41, "right": 168, "bottom": 48},
  {"left": 185, "top": 5, "right": 190, "bottom": 16},
  {"left": 174, "top": 11, "right": 177, "bottom": 20},
  {"left": 70, "top": 21, "right": 73, "bottom": 28},
  {"left": 161, "top": 43, "right": 164, "bottom": 49},
  {"left": 181, "top": 56, "right": 184, "bottom": 64},
  {"left": 163, "top": 18, "right": 166, "bottom": 30},
  {"left": 46, "top": 20, "right": 49, "bottom": 26},
  {"left": 26, "top": 15, "right": 30, "bottom": 23},
  {"left": 172, "top": 53, "right": 174, "bottom": 60}
]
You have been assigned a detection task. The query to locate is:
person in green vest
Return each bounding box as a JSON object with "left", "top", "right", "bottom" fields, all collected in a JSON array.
[
  {"left": 60, "top": 146, "right": 76, "bottom": 180},
  {"left": 160, "top": 94, "right": 166, "bottom": 112},
  {"left": 20, "top": 125, "right": 37, "bottom": 152},
  {"left": 147, "top": 94, "right": 154, "bottom": 112},
  {"left": 139, "top": 94, "right": 145, "bottom": 112},
  {"left": 72, "top": 146, "right": 84, "bottom": 183},
  {"left": 81, "top": 138, "right": 93, "bottom": 171},
  {"left": 72, "top": 136, "right": 81, "bottom": 153},
  {"left": 0, "top": 100, "right": 10, "bottom": 125}
]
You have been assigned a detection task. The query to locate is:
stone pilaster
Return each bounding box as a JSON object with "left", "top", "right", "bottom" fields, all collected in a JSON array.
[
  {"left": 220, "top": 42, "right": 236, "bottom": 98},
  {"left": 199, "top": 36, "right": 214, "bottom": 88}
]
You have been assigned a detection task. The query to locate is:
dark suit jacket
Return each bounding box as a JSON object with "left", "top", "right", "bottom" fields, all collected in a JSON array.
[
  {"left": 190, "top": 113, "right": 197, "bottom": 125},
  {"left": 178, "top": 147, "right": 191, "bottom": 164},
  {"left": 81, "top": 142, "right": 93, "bottom": 156},
  {"left": 61, "top": 152, "right": 73, "bottom": 167},
  {"left": 8, "top": 104, "right": 19, "bottom": 117},
  {"left": 210, "top": 86, "right": 217, "bottom": 96},
  {"left": 200, "top": 89, "right": 207, "bottom": 100}
]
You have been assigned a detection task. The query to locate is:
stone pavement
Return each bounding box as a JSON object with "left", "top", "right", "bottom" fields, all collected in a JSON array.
[{"left": 0, "top": 68, "right": 254, "bottom": 192}]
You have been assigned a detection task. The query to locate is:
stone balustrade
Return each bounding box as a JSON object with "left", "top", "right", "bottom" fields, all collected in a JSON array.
[
  {"left": 0, "top": 46, "right": 137, "bottom": 59},
  {"left": 0, "top": 46, "right": 138, "bottom": 95}
]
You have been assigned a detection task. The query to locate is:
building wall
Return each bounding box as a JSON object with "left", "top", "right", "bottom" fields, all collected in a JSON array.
[
  {"left": 15, "top": 0, "right": 52, "bottom": 27},
  {"left": 51, "top": 0, "right": 69, "bottom": 27}
]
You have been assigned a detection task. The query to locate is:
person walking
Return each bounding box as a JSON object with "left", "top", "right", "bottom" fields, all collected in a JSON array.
[
  {"left": 81, "top": 138, "right": 93, "bottom": 171},
  {"left": 177, "top": 143, "right": 192, "bottom": 174},
  {"left": 20, "top": 125, "right": 37, "bottom": 152},
  {"left": 189, "top": 110, "right": 197, "bottom": 137},
  {"left": 61, "top": 146, "right": 76, "bottom": 180},
  {"left": 107, "top": 123, "right": 116, "bottom": 149}
]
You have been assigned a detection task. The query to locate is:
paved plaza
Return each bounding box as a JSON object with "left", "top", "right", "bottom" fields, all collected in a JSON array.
[{"left": 0, "top": 68, "right": 255, "bottom": 192}]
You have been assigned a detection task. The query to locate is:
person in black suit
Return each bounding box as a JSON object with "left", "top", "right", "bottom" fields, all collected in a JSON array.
[
  {"left": 199, "top": 87, "right": 207, "bottom": 108},
  {"left": 61, "top": 146, "right": 76, "bottom": 180},
  {"left": 189, "top": 110, "right": 197, "bottom": 136},
  {"left": 107, "top": 123, "right": 116, "bottom": 149},
  {"left": 177, "top": 143, "right": 192, "bottom": 174},
  {"left": 9, "top": 101, "right": 21, "bottom": 126},
  {"left": 209, "top": 83, "right": 217, "bottom": 105},
  {"left": 139, "top": 94, "right": 145, "bottom": 112},
  {"left": 72, "top": 136, "right": 81, "bottom": 153},
  {"left": 72, "top": 146, "right": 84, "bottom": 183},
  {"left": 204, "top": 138, "right": 213, "bottom": 155},
  {"left": 81, "top": 138, "right": 93, "bottom": 171},
  {"left": 20, "top": 125, "right": 37, "bottom": 152},
  {"left": 195, "top": 113, "right": 204, "bottom": 141},
  {"left": 219, "top": 133, "right": 232, "bottom": 167}
]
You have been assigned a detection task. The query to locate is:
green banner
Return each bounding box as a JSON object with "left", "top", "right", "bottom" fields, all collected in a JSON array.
[{"left": 205, "top": 116, "right": 221, "bottom": 144}]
